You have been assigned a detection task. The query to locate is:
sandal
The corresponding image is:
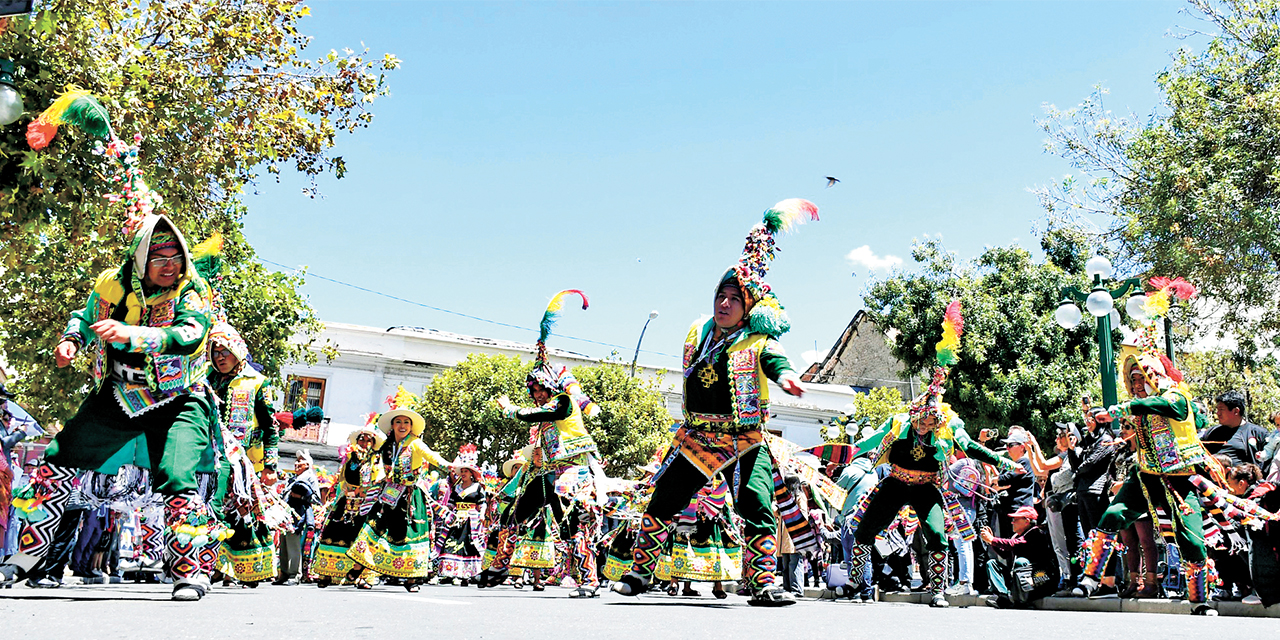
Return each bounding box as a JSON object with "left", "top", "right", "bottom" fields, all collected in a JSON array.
[
  {"left": 713, "top": 588, "right": 728, "bottom": 600},
  {"left": 682, "top": 586, "right": 701, "bottom": 597},
  {"left": 532, "top": 582, "right": 546, "bottom": 592},
  {"left": 748, "top": 586, "right": 797, "bottom": 607},
  {"left": 665, "top": 583, "right": 679, "bottom": 596},
  {"left": 569, "top": 585, "right": 600, "bottom": 598},
  {"left": 354, "top": 577, "right": 374, "bottom": 590},
  {"left": 317, "top": 577, "right": 331, "bottom": 589},
  {"left": 405, "top": 580, "right": 420, "bottom": 593}
]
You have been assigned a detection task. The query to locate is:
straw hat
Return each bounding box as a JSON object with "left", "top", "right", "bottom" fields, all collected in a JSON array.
[
  {"left": 377, "top": 408, "right": 426, "bottom": 437},
  {"left": 502, "top": 445, "right": 533, "bottom": 478},
  {"left": 347, "top": 426, "right": 387, "bottom": 450}
]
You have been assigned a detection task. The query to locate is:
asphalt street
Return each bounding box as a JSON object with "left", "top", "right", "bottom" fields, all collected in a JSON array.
[{"left": 2, "top": 580, "right": 1278, "bottom": 640}]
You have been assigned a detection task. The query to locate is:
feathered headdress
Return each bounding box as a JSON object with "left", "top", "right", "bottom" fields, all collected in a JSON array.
[
  {"left": 911, "top": 300, "right": 964, "bottom": 418},
  {"left": 723, "top": 199, "right": 819, "bottom": 338},
  {"left": 1127, "top": 277, "right": 1197, "bottom": 390},
  {"left": 534, "top": 289, "right": 589, "bottom": 369},
  {"left": 26, "top": 86, "right": 114, "bottom": 150},
  {"left": 527, "top": 290, "right": 598, "bottom": 417}
]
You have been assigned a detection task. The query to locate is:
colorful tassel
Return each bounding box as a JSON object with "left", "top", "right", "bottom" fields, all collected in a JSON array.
[
  {"left": 535, "top": 289, "right": 589, "bottom": 366},
  {"left": 935, "top": 300, "right": 963, "bottom": 367},
  {"left": 747, "top": 293, "right": 790, "bottom": 337}
]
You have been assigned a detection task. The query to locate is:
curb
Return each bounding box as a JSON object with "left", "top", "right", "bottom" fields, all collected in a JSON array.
[{"left": 806, "top": 588, "right": 1280, "bottom": 618}]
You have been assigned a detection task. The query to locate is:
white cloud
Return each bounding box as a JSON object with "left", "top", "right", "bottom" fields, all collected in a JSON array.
[{"left": 845, "top": 245, "right": 903, "bottom": 273}]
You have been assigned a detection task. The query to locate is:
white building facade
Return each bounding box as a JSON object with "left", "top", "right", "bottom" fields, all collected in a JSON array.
[{"left": 282, "top": 323, "right": 858, "bottom": 449}]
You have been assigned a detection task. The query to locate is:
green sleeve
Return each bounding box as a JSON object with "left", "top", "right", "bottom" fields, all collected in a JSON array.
[
  {"left": 851, "top": 416, "right": 896, "bottom": 458},
  {"left": 513, "top": 394, "right": 572, "bottom": 423},
  {"left": 1123, "top": 392, "right": 1188, "bottom": 420},
  {"left": 61, "top": 292, "right": 99, "bottom": 349},
  {"left": 256, "top": 383, "right": 280, "bottom": 470},
  {"left": 952, "top": 419, "right": 1018, "bottom": 470},
  {"left": 126, "top": 284, "right": 213, "bottom": 355},
  {"left": 760, "top": 339, "right": 795, "bottom": 382}
]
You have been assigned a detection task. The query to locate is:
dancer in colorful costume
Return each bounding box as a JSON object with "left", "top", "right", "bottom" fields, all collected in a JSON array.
[
  {"left": 612, "top": 200, "right": 818, "bottom": 606},
  {"left": 313, "top": 424, "right": 385, "bottom": 587},
  {"left": 845, "top": 302, "right": 1022, "bottom": 607},
  {"left": 348, "top": 389, "right": 451, "bottom": 591},
  {"left": 206, "top": 323, "right": 294, "bottom": 585},
  {"left": 1079, "top": 278, "right": 1279, "bottom": 607},
  {"left": 489, "top": 290, "right": 605, "bottom": 598},
  {"left": 0, "top": 94, "right": 228, "bottom": 600},
  {"left": 436, "top": 444, "right": 489, "bottom": 583}
]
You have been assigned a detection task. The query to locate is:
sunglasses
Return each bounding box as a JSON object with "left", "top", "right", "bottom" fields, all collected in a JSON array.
[{"left": 148, "top": 255, "right": 185, "bottom": 268}]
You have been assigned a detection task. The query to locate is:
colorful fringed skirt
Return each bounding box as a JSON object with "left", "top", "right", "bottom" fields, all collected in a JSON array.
[
  {"left": 602, "top": 525, "right": 636, "bottom": 581},
  {"left": 312, "top": 496, "right": 369, "bottom": 579},
  {"left": 511, "top": 510, "right": 558, "bottom": 570},
  {"left": 437, "top": 502, "right": 484, "bottom": 578},
  {"left": 220, "top": 519, "right": 277, "bottom": 582},
  {"left": 349, "top": 487, "right": 436, "bottom": 578},
  {"left": 669, "top": 521, "right": 742, "bottom": 582}
]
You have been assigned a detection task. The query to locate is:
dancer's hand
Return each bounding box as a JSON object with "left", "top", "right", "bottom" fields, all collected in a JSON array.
[
  {"left": 495, "top": 396, "right": 514, "bottom": 413},
  {"left": 779, "top": 373, "right": 805, "bottom": 397},
  {"left": 90, "top": 319, "right": 132, "bottom": 345},
  {"left": 55, "top": 340, "right": 78, "bottom": 367}
]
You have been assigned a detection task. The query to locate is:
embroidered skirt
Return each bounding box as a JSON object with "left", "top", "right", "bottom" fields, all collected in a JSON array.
[{"left": 349, "top": 487, "right": 437, "bottom": 578}]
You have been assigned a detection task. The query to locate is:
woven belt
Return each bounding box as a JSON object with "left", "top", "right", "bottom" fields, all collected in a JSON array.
[
  {"left": 889, "top": 465, "right": 939, "bottom": 485},
  {"left": 684, "top": 412, "right": 753, "bottom": 435}
]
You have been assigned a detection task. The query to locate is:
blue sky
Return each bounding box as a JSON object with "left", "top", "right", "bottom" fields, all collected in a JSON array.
[{"left": 244, "top": 0, "right": 1190, "bottom": 371}]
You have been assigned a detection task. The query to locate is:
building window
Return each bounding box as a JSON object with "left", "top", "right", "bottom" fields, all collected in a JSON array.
[{"left": 286, "top": 376, "right": 326, "bottom": 409}]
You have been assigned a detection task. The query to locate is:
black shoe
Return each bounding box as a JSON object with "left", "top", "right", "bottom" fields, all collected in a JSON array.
[
  {"left": 0, "top": 564, "right": 25, "bottom": 587},
  {"left": 748, "top": 586, "right": 797, "bottom": 607},
  {"left": 610, "top": 574, "right": 649, "bottom": 597}
]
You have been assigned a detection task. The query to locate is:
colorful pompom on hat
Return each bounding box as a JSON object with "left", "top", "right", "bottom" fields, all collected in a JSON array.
[
  {"left": 525, "top": 290, "right": 599, "bottom": 417},
  {"left": 452, "top": 443, "right": 481, "bottom": 475},
  {"left": 719, "top": 199, "right": 819, "bottom": 338},
  {"left": 1125, "top": 276, "right": 1197, "bottom": 393}
]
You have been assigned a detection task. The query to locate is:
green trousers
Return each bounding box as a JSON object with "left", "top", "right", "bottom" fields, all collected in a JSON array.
[
  {"left": 1097, "top": 472, "right": 1206, "bottom": 564},
  {"left": 45, "top": 385, "right": 214, "bottom": 495}
]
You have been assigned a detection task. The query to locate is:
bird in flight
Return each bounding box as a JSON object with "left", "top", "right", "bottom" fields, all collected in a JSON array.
[{"left": 825, "top": 176, "right": 840, "bottom": 188}]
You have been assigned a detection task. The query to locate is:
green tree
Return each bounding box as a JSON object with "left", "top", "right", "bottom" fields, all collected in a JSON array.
[
  {"left": 862, "top": 234, "right": 1104, "bottom": 440},
  {"left": 0, "top": 1, "right": 397, "bottom": 424},
  {"left": 570, "top": 359, "right": 674, "bottom": 478},
  {"left": 1036, "top": 0, "right": 1280, "bottom": 361},
  {"left": 415, "top": 353, "right": 675, "bottom": 478},
  {"left": 822, "top": 386, "right": 907, "bottom": 444},
  {"left": 1179, "top": 350, "right": 1280, "bottom": 425}
]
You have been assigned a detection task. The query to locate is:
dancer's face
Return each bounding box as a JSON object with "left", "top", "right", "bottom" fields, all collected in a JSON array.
[
  {"left": 914, "top": 414, "right": 937, "bottom": 435},
  {"left": 1127, "top": 368, "right": 1149, "bottom": 399},
  {"left": 144, "top": 247, "right": 183, "bottom": 289},
  {"left": 713, "top": 284, "right": 746, "bottom": 331},
  {"left": 391, "top": 415, "right": 413, "bottom": 441},
  {"left": 529, "top": 384, "right": 551, "bottom": 406},
  {"left": 211, "top": 346, "right": 238, "bottom": 374}
]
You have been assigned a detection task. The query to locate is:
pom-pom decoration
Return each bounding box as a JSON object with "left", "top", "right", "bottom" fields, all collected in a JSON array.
[
  {"left": 733, "top": 199, "right": 820, "bottom": 302},
  {"left": 747, "top": 293, "right": 791, "bottom": 337},
  {"left": 934, "top": 300, "right": 964, "bottom": 367},
  {"left": 385, "top": 385, "right": 419, "bottom": 411}
]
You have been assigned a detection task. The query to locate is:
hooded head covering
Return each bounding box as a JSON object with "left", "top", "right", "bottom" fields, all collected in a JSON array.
[
  {"left": 525, "top": 290, "right": 598, "bottom": 417},
  {"left": 716, "top": 199, "right": 819, "bottom": 338},
  {"left": 208, "top": 322, "right": 250, "bottom": 374}
]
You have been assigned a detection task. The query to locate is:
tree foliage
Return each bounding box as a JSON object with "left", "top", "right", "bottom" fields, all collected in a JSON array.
[
  {"left": 862, "top": 234, "right": 1105, "bottom": 440},
  {"left": 823, "top": 385, "right": 908, "bottom": 444},
  {"left": 415, "top": 353, "right": 674, "bottom": 478},
  {"left": 1036, "top": 0, "right": 1280, "bottom": 360},
  {"left": 0, "top": 0, "right": 397, "bottom": 425},
  {"left": 1179, "top": 350, "right": 1280, "bottom": 424}
]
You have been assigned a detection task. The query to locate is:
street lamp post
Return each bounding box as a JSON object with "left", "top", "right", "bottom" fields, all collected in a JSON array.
[
  {"left": 1053, "top": 256, "right": 1143, "bottom": 407},
  {"left": 630, "top": 310, "right": 659, "bottom": 378}
]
